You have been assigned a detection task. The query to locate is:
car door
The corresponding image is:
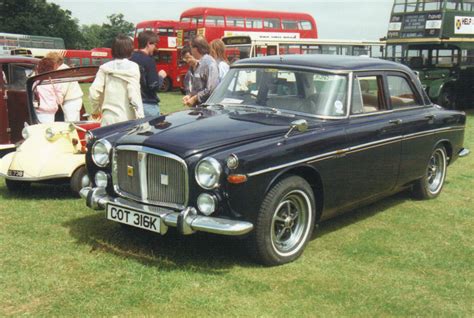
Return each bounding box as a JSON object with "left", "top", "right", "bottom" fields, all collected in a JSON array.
[
  {"left": 0, "top": 63, "right": 8, "bottom": 145},
  {"left": 6, "top": 63, "right": 36, "bottom": 143},
  {"left": 340, "top": 72, "right": 403, "bottom": 206},
  {"left": 384, "top": 71, "right": 437, "bottom": 186}
]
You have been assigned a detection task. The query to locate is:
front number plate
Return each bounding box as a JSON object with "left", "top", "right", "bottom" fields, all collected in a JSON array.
[
  {"left": 8, "top": 170, "right": 24, "bottom": 177},
  {"left": 106, "top": 203, "right": 160, "bottom": 233}
]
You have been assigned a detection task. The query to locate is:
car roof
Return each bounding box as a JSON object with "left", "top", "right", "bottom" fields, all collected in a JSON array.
[
  {"left": 233, "top": 54, "right": 411, "bottom": 73},
  {"left": 0, "top": 55, "right": 39, "bottom": 64}
]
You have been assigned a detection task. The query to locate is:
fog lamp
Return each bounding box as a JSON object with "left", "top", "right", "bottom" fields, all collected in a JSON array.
[
  {"left": 94, "top": 171, "right": 108, "bottom": 188},
  {"left": 197, "top": 193, "right": 217, "bottom": 216}
]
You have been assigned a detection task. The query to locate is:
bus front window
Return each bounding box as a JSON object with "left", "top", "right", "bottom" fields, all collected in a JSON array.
[{"left": 225, "top": 45, "right": 251, "bottom": 63}]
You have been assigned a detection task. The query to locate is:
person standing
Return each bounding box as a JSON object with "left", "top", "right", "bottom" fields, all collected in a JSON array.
[
  {"left": 34, "top": 57, "right": 64, "bottom": 123},
  {"left": 45, "top": 52, "right": 84, "bottom": 122},
  {"left": 130, "top": 30, "right": 167, "bottom": 117},
  {"left": 182, "top": 36, "right": 219, "bottom": 107},
  {"left": 89, "top": 34, "right": 143, "bottom": 126},
  {"left": 180, "top": 46, "right": 198, "bottom": 95},
  {"left": 210, "top": 39, "right": 230, "bottom": 82}
]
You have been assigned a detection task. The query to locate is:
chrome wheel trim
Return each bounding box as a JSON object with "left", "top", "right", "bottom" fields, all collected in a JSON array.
[
  {"left": 426, "top": 148, "right": 446, "bottom": 195},
  {"left": 270, "top": 190, "right": 312, "bottom": 257}
]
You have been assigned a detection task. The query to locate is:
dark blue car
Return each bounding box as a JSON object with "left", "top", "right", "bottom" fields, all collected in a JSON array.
[{"left": 81, "top": 55, "right": 469, "bottom": 266}]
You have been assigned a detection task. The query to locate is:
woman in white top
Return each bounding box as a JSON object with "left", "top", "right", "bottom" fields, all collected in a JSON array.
[
  {"left": 210, "top": 39, "right": 230, "bottom": 83},
  {"left": 35, "top": 58, "right": 64, "bottom": 123},
  {"left": 46, "top": 52, "right": 84, "bottom": 122},
  {"left": 89, "top": 35, "right": 144, "bottom": 126}
]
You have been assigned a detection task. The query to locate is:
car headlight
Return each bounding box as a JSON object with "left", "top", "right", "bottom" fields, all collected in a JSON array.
[
  {"left": 197, "top": 193, "right": 217, "bottom": 216},
  {"left": 92, "top": 139, "right": 112, "bottom": 167},
  {"left": 45, "top": 128, "right": 56, "bottom": 141},
  {"left": 195, "top": 157, "right": 222, "bottom": 189},
  {"left": 94, "top": 171, "right": 108, "bottom": 188},
  {"left": 22, "top": 127, "right": 30, "bottom": 139}
]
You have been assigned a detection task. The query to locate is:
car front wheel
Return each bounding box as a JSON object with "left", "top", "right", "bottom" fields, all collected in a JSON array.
[
  {"left": 413, "top": 145, "right": 447, "bottom": 200},
  {"left": 248, "top": 175, "right": 315, "bottom": 266}
]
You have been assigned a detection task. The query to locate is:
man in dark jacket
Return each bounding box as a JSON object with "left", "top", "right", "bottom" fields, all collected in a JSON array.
[{"left": 130, "top": 31, "right": 167, "bottom": 117}]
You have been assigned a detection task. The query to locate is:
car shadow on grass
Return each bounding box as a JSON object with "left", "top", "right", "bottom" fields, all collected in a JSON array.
[
  {"left": 63, "top": 212, "right": 256, "bottom": 272},
  {"left": 63, "top": 190, "right": 415, "bottom": 270},
  {"left": 0, "top": 182, "right": 78, "bottom": 200},
  {"left": 315, "top": 190, "right": 412, "bottom": 239}
]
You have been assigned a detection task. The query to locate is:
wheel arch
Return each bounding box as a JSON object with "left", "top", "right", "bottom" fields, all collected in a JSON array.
[
  {"left": 264, "top": 164, "right": 324, "bottom": 222},
  {"left": 434, "top": 139, "right": 453, "bottom": 165}
]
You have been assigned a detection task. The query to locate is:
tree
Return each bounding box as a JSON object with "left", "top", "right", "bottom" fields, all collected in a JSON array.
[
  {"left": 0, "top": 0, "right": 83, "bottom": 49},
  {"left": 80, "top": 24, "right": 104, "bottom": 49},
  {"left": 100, "top": 14, "right": 135, "bottom": 48}
]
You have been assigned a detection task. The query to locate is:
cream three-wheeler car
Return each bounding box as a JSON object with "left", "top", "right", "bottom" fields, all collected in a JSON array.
[{"left": 0, "top": 66, "right": 100, "bottom": 195}]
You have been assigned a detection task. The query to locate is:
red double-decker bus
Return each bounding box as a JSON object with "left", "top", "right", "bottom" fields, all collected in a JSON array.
[
  {"left": 134, "top": 20, "right": 188, "bottom": 91},
  {"left": 177, "top": 7, "right": 318, "bottom": 46}
]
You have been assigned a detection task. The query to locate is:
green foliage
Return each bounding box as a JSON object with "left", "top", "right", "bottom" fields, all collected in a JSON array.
[
  {"left": 79, "top": 14, "right": 135, "bottom": 50},
  {"left": 0, "top": 0, "right": 83, "bottom": 48}
]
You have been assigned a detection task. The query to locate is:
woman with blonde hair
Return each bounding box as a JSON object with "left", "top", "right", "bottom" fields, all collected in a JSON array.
[
  {"left": 45, "top": 51, "right": 84, "bottom": 122},
  {"left": 210, "top": 39, "right": 229, "bottom": 82}
]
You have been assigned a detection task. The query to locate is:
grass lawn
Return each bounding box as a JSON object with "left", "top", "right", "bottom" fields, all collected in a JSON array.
[{"left": 0, "top": 92, "right": 472, "bottom": 316}]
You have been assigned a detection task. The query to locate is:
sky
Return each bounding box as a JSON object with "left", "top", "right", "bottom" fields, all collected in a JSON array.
[{"left": 50, "top": 0, "right": 394, "bottom": 40}]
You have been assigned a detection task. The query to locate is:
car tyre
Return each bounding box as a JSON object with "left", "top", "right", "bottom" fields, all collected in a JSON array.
[
  {"left": 412, "top": 145, "right": 447, "bottom": 200},
  {"left": 160, "top": 77, "right": 172, "bottom": 92},
  {"left": 438, "top": 87, "right": 456, "bottom": 109},
  {"left": 247, "top": 175, "right": 315, "bottom": 266},
  {"left": 70, "top": 166, "right": 89, "bottom": 196},
  {"left": 5, "top": 179, "right": 31, "bottom": 192}
]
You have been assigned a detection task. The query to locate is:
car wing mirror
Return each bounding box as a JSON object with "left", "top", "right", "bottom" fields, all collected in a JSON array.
[{"left": 285, "top": 119, "right": 308, "bottom": 138}]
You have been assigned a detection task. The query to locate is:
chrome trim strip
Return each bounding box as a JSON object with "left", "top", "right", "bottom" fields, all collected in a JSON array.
[
  {"left": 112, "top": 145, "right": 189, "bottom": 209},
  {"left": 247, "top": 126, "right": 464, "bottom": 177}
]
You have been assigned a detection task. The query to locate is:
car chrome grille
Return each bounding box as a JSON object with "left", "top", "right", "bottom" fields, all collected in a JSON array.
[{"left": 113, "top": 146, "right": 188, "bottom": 208}]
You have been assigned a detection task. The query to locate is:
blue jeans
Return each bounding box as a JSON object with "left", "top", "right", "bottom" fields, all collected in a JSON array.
[{"left": 143, "top": 102, "right": 160, "bottom": 117}]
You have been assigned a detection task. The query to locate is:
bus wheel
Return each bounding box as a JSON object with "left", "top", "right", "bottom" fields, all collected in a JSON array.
[
  {"left": 160, "top": 77, "right": 172, "bottom": 92},
  {"left": 439, "top": 87, "right": 456, "bottom": 109}
]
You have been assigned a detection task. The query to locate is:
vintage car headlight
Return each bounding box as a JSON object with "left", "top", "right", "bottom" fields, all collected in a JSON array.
[
  {"left": 94, "top": 171, "right": 108, "bottom": 188},
  {"left": 197, "top": 193, "right": 217, "bottom": 216},
  {"left": 22, "top": 127, "right": 30, "bottom": 139},
  {"left": 92, "top": 139, "right": 112, "bottom": 167},
  {"left": 45, "top": 127, "right": 56, "bottom": 141},
  {"left": 195, "top": 157, "right": 222, "bottom": 189}
]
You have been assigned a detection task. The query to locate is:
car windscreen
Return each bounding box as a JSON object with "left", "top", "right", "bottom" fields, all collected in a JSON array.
[{"left": 208, "top": 67, "right": 348, "bottom": 118}]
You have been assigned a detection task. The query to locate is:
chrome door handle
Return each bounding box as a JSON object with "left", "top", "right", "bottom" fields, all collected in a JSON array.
[
  {"left": 425, "top": 114, "right": 436, "bottom": 120},
  {"left": 389, "top": 119, "right": 403, "bottom": 125}
]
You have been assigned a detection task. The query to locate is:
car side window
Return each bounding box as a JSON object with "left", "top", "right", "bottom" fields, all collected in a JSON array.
[
  {"left": 7, "top": 64, "right": 35, "bottom": 90},
  {"left": 387, "top": 75, "right": 423, "bottom": 109},
  {"left": 351, "top": 75, "right": 383, "bottom": 114}
]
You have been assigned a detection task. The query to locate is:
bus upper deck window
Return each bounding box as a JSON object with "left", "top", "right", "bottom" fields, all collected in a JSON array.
[
  {"left": 246, "top": 18, "right": 263, "bottom": 29},
  {"left": 205, "top": 16, "right": 225, "bottom": 26},
  {"left": 264, "top": 18, "right": 281, "bottom": 29},
  {"left": 298, "top": 20, "right": 313, "bottom": 30},
  {"left": 227, "top": 17, "right": 245, "bottom": 28},
  {"left": 282, "top": 20, "right": 298, "bottom": 30}
]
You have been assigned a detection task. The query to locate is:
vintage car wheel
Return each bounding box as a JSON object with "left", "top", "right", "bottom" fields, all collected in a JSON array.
[
  {"left": 438, "top": 87, "right": 456, "bottom": 109},
  {"left": 159, "top": 77, "right": 172, "bottom": 92},
  {"left": 70, "top": 166, "right": 89, "bottom": 196},
  {"left": 248, "top": 175, "right": 315, "bottom": 266},
  {"left": 5, "top": 179, "right": 31, "bottom": 192},
  {"left": 413, "top": 145, "right": 447, "bottom": 200}
]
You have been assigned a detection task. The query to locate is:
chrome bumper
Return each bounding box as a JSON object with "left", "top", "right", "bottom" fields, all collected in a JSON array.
[
  {"left": 80, "top": 187, "right": 254, "bottom": 236},
  {"left": 459, "top": 148, "right": 470, "bottom": 158}
]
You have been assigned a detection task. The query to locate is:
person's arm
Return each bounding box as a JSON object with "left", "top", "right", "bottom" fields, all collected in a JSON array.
[
  {"left": 145, "top": 59, "right": 162, "bottom": 93},
  {"left": 89, "top": 68, "right": 105, "bottom": 115},
  {"left": 196, "top": 59, "right": 219, "bottom": 104}
]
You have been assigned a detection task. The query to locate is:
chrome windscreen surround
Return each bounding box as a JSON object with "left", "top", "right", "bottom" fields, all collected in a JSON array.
[{"left": 112, "top": 145, "right": 189, "bottom": 209}]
